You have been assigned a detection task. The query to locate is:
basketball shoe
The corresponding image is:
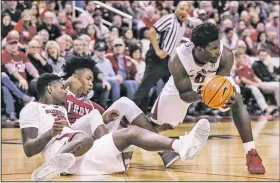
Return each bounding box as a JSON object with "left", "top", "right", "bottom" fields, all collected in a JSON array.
[
  {"left": 160, "top": 119, "right": 210, "bottom": 165},
  {"left": 246, "top": 149, "right": 266, "bottom": 174},
  {"left": 31, "top": 153, "right": 76, "bottom": 181}
]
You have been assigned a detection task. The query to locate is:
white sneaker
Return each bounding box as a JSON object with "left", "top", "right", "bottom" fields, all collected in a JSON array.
[
  {"left": 177, "top": 119, "right": 210, "bottom": 161},
  {"left": 31, "top": 153, "right": 75, "bottom": 181}
]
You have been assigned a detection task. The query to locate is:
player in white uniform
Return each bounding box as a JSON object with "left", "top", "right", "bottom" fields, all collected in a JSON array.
[
  {"left": 19, "top": 73, "right": 211, "bottom": 181},
  {"left": 150, "top": 23, "right": 265, "bottom": 174}
]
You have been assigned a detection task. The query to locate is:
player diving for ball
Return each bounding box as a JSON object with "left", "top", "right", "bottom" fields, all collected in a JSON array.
[
  {"left": 19, "top": 72, "right": 210, "bottom": 180},
  {"left": 148, "top": 22, "right": 265, "bottom": 174}
]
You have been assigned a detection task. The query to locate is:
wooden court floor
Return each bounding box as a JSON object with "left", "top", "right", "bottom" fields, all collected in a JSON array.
[{"left": 1, "top": 117, "right": 279, "bottom": 181}]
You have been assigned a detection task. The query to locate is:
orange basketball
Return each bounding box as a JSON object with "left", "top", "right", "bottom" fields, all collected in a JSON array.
[{"left": 201, "top": 75, "right": 235, "bottom": 109}]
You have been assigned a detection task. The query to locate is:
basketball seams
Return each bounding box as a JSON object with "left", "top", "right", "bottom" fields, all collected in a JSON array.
[
  {"left": 211, "top": 80, "right": 232, "bottom": 108},
  {"left": 207, "top": 79, "right": 227, "bottom": 105},
  {"left": 202, "top": 75, "right": 221, "bottom": 103}
]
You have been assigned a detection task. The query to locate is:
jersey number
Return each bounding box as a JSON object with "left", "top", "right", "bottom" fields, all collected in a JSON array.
[
  {"left": 52, "top": 113, "right": 67, "bottom": 121},
  {"left": 194, "top": 74, "right": 206, "bottom": 83}
]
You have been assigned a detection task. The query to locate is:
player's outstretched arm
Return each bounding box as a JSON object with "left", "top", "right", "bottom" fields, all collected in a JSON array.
[{"left": 168, "top": 53, "right": 201, "bottom": 103}]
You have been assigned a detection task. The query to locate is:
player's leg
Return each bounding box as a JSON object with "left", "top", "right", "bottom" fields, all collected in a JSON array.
[
  {"left": 31, "top": 128, "right": 94, "bottom": 181},
  {"left": 230, "top": 93, "right": 266, "bottom": 174},
  {"left": 71, "top": 109, "right": 108, "bottom": 139},
  {"left": 112, "top": 121, "right": 210, "bottom": 160}
]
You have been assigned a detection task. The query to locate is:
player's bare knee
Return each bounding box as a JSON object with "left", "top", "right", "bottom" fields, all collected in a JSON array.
[{"left": 123, "top": 126, "right": 141, "bottom": 140}]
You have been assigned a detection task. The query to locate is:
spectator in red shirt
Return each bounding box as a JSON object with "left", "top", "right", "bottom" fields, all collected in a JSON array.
[
  {"left": 105, "top": 38, "right": 138, "bottom": 99},
  {"left": 234, "top": 50, "right": 278, "bottom": 115},
  {"left": 14, "top": 9, "right": 37, "bottom": 49},
  {"left": 56, "top": 11, "right": 77, "bottom": 38},
  {"left": 2, "top": 30, "right": 39, "bottom": 91}
]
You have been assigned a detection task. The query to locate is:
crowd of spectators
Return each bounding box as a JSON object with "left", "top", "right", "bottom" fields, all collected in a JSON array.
[{"left": 1, "top": 0, "right": 279, "bottom": 122}]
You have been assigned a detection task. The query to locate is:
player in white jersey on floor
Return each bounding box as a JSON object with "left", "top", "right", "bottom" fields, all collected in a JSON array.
[
  {"left": 149, "top": 22, "right": 265, "bottom": 174},
  {"left": 19, "top": 73, "right": 211, "bottom": 181}
]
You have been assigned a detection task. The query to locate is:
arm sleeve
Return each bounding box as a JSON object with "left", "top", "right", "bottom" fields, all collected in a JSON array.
[
  {"left": 19, "top": 102, "right": 40, "bottom": 129},
  {"left": 153, "top": 14, "right": 172, "bottom": 33},
  {"left": 4, "top": 63, "right": 17, "bottom": 75}
]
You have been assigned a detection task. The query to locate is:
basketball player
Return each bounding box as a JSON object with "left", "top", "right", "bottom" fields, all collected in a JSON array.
[
  {"left": 150, "top": 22, "right": 265, "bottom": 174},
  {"left": 20, "top": 73, "right": 211, "bottom": 181}
]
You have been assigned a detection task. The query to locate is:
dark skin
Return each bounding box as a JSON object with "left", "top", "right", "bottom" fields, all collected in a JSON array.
[
  {"left": 21, "top": 81, "right": 94, "bottom": 157},
  {"left": 169, "top": 40, "right": 253, "bottom": 143}
]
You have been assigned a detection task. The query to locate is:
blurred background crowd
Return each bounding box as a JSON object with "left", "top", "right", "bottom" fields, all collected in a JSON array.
[{"left": 1, "top": 0, "right": 279, "bottom": 123}]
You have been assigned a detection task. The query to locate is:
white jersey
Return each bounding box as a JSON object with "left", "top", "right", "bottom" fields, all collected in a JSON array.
[{"left": 162, "top": 41, "right": 223, "bottom": 96}]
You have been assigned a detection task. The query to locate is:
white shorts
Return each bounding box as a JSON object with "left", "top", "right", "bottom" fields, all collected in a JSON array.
[{"left": 151, "top": 93, "right": 190, "bottom": 127}]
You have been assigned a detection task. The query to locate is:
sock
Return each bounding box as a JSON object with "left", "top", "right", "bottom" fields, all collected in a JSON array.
[
  {"left": 171, "top": 139, "right": 180, "bottom": 152},
  {"left": 243, "top": 141, "right": 256, "bottom": 153}
]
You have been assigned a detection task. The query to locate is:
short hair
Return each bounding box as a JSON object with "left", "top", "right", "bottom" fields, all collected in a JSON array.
[
  {"left": 258, "top": 48, "right": 267, "bottom": 55},
  {"left": 36, "top": 73, "right": 61, "bottom": 98},
  {"left": 62, "top": 57, "right": 96, "bottom": 78},
  {"left": 224, "top": 27, "right": 233, "bottom": 34},
  {"left": 234, "top": 49, "right": 243, "bottom": 57},
  {"left": 191, "top": 22, "right": 221, "bottom": 48}
]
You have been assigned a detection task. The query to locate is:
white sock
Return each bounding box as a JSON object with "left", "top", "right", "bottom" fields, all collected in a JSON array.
[
  {"left": 171, "top": 139, "right": 181, "bottom": 152},
  {"left": 243, "top": 141, "right": 256, "bottom": 153}
]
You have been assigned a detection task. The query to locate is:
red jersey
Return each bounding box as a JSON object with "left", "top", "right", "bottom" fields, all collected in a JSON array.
[
  {"left": 65, "top": 91, "right": 105, "bottom": 124},
  {"left": 14, "top": 19, "right": 37, "bottom": 45},
  {"left": 235, "top": 65, "right": 257, "bottom": 83},
  {"left": 2, "top": 50, "right": 30, "bottom": 79}
]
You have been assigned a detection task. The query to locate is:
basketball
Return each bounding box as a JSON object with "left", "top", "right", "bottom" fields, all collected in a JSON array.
[{"left": 201, "top": 75, "right": 235, "bottom": 109}]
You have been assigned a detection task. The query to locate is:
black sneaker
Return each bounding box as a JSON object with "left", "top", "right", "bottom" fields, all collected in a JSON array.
[{"left": 158, "top": 151, "right": 180, "bottom": 168}]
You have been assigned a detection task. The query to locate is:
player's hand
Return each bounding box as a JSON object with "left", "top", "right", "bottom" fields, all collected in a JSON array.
[
  {"left": 221, "top": 87, "right": 237, "bottom": 109},
  {"left": 102, "top": 109, "right": 120, "bottom": 123},
  {"left": 51, "top": 120, "right": 67, "bottom": 137},
  {"left": 18, "top": 79, "right": 28, "bottom": 90},
  {"left": 102, "top": 80, "right": 111, "bottom": 90},
  {"left": 156, "top": 49, "right": 168, "bottom": 59}
]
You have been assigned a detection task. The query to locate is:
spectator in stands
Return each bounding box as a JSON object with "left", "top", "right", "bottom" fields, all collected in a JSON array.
[
  {"left": 55, "top": 36, "right": 66, "bottom": 57},
  {"left": 252, "top": 49, "right": 278, "bottom": 83},
  {"left": 65, "top": 38, "right": 84, "bottom": 61},
  {"left": 1, "top": 13, "right": 14, "bottom": 40},
  {"left": 266, "top": 12, "right": 279, "bottom": 46},
  {"left": 79, "top": 1, "right": 95, "bottom": 29},
  {"left": 64, "top": 3, "right": 73, "bottom": 21},
  {"left": 27, "top": 39, "right": 53, "bottom": 75},
  {"left": 14, "top": 9, "right": 37, "bottom": 49},
  {"left": 32, "top": 35, "right": 46, "bottom": 58},
  {"left": 255, "top": 32, "right": 269, "bottom": 51},
  {"left": 241, "top": 28, "right": 256, "bottom": 56},
  {"left": 61, "top": 34, "right": 73, "bottom": 54},
  {"left": 40, "top": 0, "right": 58, "bottom": 24},
  {"left": 222, "top": 27, "right": 239, "bottom": 50},
  {"left": 94, "top": 41, "right": 120, "bottom": 103},
  {"left": 123, "top": 28, "right": 139, "bottom": 48},
  {"left": 86, "top": 24, "right": 97, "bottom": 48},
  {"left": 129, "top": 45, "right": 145, "bottom": 84},
  {"left": 56, "top": 11, "right": 77, "bottom": 38},
  {"left": 30, "top": 4, "right": 41, "bottom": 27},
  {"left": 139, "top": 27, "right": 150, "bottom": 58},
  {"left": 37, "top": 11, "right": 61, "bottom": 41},
  {"left": 209, "top": 9, "right": 220, "bottom": 24},
  {"left": 93, "top": 12, "right": 109, "bottom": 40},
  {"left": 138, "top": 5, "right": 158, "bottom": 30},
  {"left": 79, "top": 34, "right": 94, "bottom": 59},
  {"left": 38, "top": 29, "right": 49, "bottom": 50},
  {"left": 226, "top": 1, "right": 240, "bottom": 26},
  {"left": 266, "top": 32, "right": 280, "bottom": 57},
  {"left": 1, "top": 72, "right": 34, "bottom": 121},
  {"left": 2, "top": 31, "right": 39, "bottom": 92},
  {"left": 197, "top": 9, "right": 208, "bottom": 22},
  {"left": 234, "top": 50, "right": 279, "bottom": 115},
  {"left": 112, "top": 15, "right": 125, "bottom": 34},
  {"left": 110, "top": 26, "right": 121, "bottom": 38},
  {"left": 221, "top": 18, "right": 233, "bottom": 31},
  {"left": 236, "top": 20, "right": 247, "bottom": 37},
  {"left": 3, "top": 1, "right": 21, "bottom": 25},
  {"left": 45, "top": 41, "right": 65, "bottom": 76},
  {"left": 104, "top": 32, "right": 115, "bottom": 53},
  {"left": 236, "top": 40, "right": 253, "bottom": 67},
  {"left": 105, "top": 38, "right": 138, "bottom": 99},
  {"left": 240, "top": 10, "right": 250, "bottom": 25},
  {"left": 72, "top": 20, "right": 84, "bottom": 38},
  {"left": 16, "top": 0, "right": 31, "bottom": 13}
]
